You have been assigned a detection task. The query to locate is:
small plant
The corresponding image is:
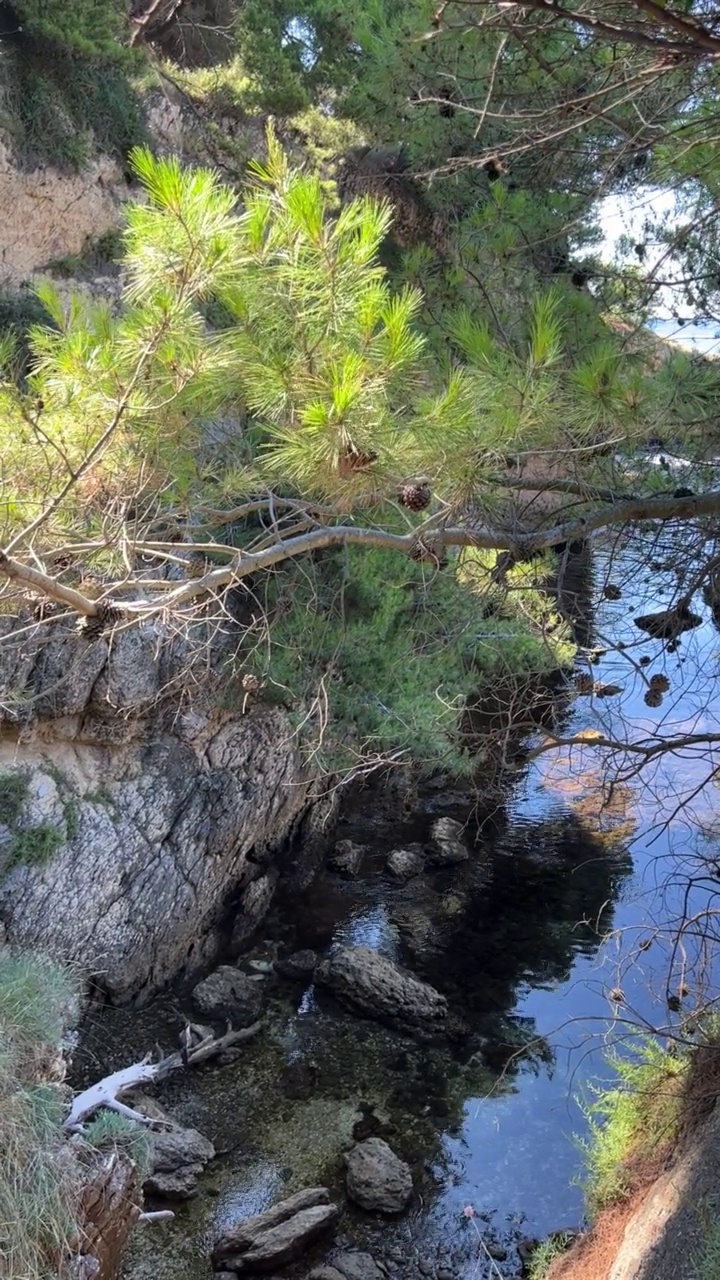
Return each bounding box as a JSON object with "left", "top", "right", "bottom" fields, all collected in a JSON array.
[
  {"left": 6, "top": 824, "right": 65, "bottom": 871},
  {"left": 0, "top": 771, "right": 30, "bottom": 828},
  {"left": 579, "top": 1038, "right": 688, "bottom": 1215},
  {"left": 529, "top": 1231, "right": 575, "bottom": 1280},
  {"left": 83, "top": 1110, "right": 150, "bottom": 1175}
]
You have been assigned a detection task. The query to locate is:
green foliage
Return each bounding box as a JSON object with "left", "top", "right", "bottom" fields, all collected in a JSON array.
[
  {"left": 0, "top": 952, "right": 79, "bottom": 1280},
  {"left": 579, "top": 1039, "right": 688, "bottom": 1216},
  {"left": 529, "top": 1232, "right": 575, "bottom": 1280},
  {"left": 237, "top": 544, "right": 573, "bottom": 773},
  {"left": 695, "top": 1216, "right": 720, "bottom": 1280},
  {"left": 82, "top": 1110, "right": 150, "bottom": 1174},
  {"left": 12, "top": 0, "right": 128, "bottom": 60},
  {"left": 0, "top": 771, "right": 30, "bottom": 828},
  {"left": 5, "top": 825, "right": 65, "bottom": 871}
]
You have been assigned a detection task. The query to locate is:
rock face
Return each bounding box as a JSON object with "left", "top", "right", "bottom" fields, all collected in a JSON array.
[
  {"left": 192, "top": 967, "right": 265, "bottom": 1026},
  {"left": 0, "top": 619, "right": 314, "bottom": 1003},
  {"left": 328, "top": 839, "right": 367, "bottom": 877},
  {"left": 315, "top": 946, "right": 448, "bottom": 1028},
  {"left": 386, "top": 845, "right": 425, "bottom": 881},
  {"left": 428, "top": 817, "right": 469, "bottom": 865},
  {"left": 345, "top": 1138, "right": 413, "bottom": 1213},
  {"left": 212, "top": 1187, "right": 338, "bottom": 1273}
]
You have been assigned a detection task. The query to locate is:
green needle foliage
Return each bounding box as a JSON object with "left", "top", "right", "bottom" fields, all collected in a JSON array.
[{"left": 2, "top": 132, "right": 717, "bottom": 769}]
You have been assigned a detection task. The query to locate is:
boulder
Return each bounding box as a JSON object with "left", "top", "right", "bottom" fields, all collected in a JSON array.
[
  {"left": 314, "top": 946, "right": 447, "bottom": 1028},
  {"left": 275, "top": 949, "right": 318, "bottom": 982},
  {"left": 345, "top": 1138, "right": 413, "bottom": 1214},
  {"left": 192, "top": 967, "right": 264, "bottom": 1026},
  {"left": 307, "top": 1270, "right": 346, "bottom": 1280},
  {"left": 212, "top": 1187, "right": 338, "bottom": 1274},
  {"left": 386, "top": 846, "right": 425, "bottom": 882},
  {"left": 328, "top": 840, "right": 367, "bottom": 877},
  {"left": 333, "top": 1253, "right": 385, "bottom": 1280},
  {"left": 428, "top": 818, "right": 468, "bottom": 865},
  {"left": 133, "top": 1096, "right": 215, "bottom": 1200}
]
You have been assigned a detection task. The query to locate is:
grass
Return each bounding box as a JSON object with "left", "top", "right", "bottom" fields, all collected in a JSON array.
[
  {"left": 696, "top": 1215, "right": 720, "bottom": 1280},
  {"left": 83, "top": 1110, "right": 150, "bottom": 1175},
  {"left": 579, "top": 1038, "right": 688, "bottom": 1216},
  {"left": 0, "top": 952, "right": 80, "bottom": 1279},
  {"left": 0, "top": 769, "right": 68, "bottom": 874},
  {"left": 6, "top": 824, "right": 65, "bottom": 871},
  {"left": 529, "top": 1231, "right": 576, "bottom": 1280},
  {"left": 0, "top": 771, "right": 30, "bottom": 828}
]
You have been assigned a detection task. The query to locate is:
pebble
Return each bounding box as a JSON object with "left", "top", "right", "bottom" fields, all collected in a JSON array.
[
  {"left": 486, "top": 1243, "right": 508, "bottom": 1261},
  {"left": 437, "top": 1269, "right": 454, "bottom": 1280},
  {"left": 418, "top": 1261, "right": 435, "bottom": 1277}
]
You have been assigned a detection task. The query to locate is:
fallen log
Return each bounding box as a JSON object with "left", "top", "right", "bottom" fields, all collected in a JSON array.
[{"left": 64, "top": 1021, "right": 262, "bottom": 1132}]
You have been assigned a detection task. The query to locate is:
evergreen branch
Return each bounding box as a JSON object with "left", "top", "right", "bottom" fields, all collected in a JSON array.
[
  {"left": 468, "top": 0, "right": 720, "bottom": 57},
  {"left": 0, "top": 552, "right": 99, "bottom": 617}
]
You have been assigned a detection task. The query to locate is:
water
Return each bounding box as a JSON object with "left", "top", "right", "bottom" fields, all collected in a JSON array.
[{"left": 76, "top": 524, "right": 720, "bottom": 1280}]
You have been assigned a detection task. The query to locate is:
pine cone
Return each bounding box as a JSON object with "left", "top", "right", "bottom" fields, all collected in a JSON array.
[
  {"left": 644, "top": 688, "right": 663, "bottom": 708},
  {"left": 649, "top": 673, "right": 670, "bottom": 693},
  {"left": 33, "top": 598, "right": 61, "bottom": 622},
  {"left": 603, "top": 583, "right": 622, "bottom": 600},
  {"left": 575, "top": 673, "right": 594, "bottom": 695},
  {"left": 76, "top": 605, "right": 121, "bottom": 640},
  {"left": 398, "top": 481, "right": 431, "bottom": 511},
  {"left": 409, "top": 539, "right": 445, "bottom": 568},
  {"left": 242, "top": 673, "right": 261, "bottom": 694}
]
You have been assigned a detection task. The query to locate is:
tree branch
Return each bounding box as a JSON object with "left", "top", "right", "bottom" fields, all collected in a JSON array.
[
  {"left": 466, "top": 0, "right": 720, "bottom": 57},
  {"left": 0, "top": 551, "right": 99, "bottom": 616}
]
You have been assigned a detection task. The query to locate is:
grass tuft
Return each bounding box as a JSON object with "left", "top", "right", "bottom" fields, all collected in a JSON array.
[
  {"left": 0, "top": 951, "right": 79, "bottom": 1279},
  {"left": 83, "top": 1109, "right": 150, "bottom": 1175}
]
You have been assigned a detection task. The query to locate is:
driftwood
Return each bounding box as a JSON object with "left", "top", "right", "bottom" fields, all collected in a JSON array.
[{"left": 64, "top": 1021, "right": 262, "bottom": 1132}]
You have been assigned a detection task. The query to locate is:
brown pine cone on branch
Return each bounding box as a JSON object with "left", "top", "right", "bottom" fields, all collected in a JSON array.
[{"left": 398, "top": 481, "right": 432, "bottom": 511}]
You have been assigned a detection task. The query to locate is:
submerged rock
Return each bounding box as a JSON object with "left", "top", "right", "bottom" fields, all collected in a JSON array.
[
  {"left": 275, "top": 949, "right": 318, "bottom": 981},
  {"left": 192, "top": 966, "right": 265, "bottom": 1026},
  {"left": 427, "top": 817, "right": 469, "bottom": 865},
  {"left": 386, "top": 845, "right": 426, "bottom": 881},
  {"left": 132, "top": 1095, "right": 215, "bottom": 1199},
  {"left": 345, "top": 1137, "right": 413, "bottom": 1213},
  {"left": 328, "top": 839, "right": 367, "bottom": 877},
  {"left": 314, "top": 945, "right": 448, "bottom": 1028},
  {"left": 211, "top": 1187, "right": 338, "bottom": 1273},
  {"left": 333, "top": 1252, "right": 385, "bottom": 1280}
]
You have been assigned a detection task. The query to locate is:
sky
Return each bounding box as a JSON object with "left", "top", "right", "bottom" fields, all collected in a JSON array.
[{"left": 595, "top": 186, "right": 720, "bottom": 357}]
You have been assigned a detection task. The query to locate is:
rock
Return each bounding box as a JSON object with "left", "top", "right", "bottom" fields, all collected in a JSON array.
[
  {"left": 385, "top": 846, "right": 425, "bottom": 881},
  {"left": 212, "top": 1187, "right": 338, "bottom": 1273},
  {"left": 315, "top": 946, "right": 447, "bottom": 1029},
  {"left": 192, "top": 967, "right": 264, "bottom": 1026},
  {"left": 275, "top": 949, "right": 318, "bottom": 982},
  {"left": 427, "top": 817, "right": 468, "bottom": 865},
  {"left": 307, "top": 1270, "right": 346, "bottom": 1280},
  {"left": 333, "top": 1252, "right": 385, "bottom": 1280},
  {"left": 418, "top": 1261, "right": 434, "bottom": 1277},
  {"left": 132, "top": 1096, "right": 215, "bottom": 1200},
  {"left": 231, "top": 874, "right": 279, "bottom": 950},
  {"left": 437, "top": 1270, "right": 454, "bottom": 1280},
  {"left": 345, "top": 1138, "right": 413, "bottom": 1214},
  {"left": 0, "top": 619, "right": 314, "bottom": 1004},
  {"left": 328, "top": 839, "right": 367, "bottom": 877},
  {"left": 485, "top": 1243, "right": 507, "bottom": 1261}
]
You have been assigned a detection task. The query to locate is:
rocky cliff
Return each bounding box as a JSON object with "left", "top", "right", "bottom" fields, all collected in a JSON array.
[{"left": 0, "top": 615, "right": 318, "bottom": 1003}]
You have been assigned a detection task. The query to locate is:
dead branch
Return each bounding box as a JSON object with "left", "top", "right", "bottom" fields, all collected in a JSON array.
[{"left": 63, "top": 1021, "right": 262, "bottom": 1132}]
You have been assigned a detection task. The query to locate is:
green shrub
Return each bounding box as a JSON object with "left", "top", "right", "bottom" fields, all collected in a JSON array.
[
  {"left": 6, "top": 824, "right": 65, "bottom": 871},
  {"left": 579, "top": 1039, "right": 688, "bottom": 1215},
  {"left": 0, "top": 771, "right": 29, "bottom": 828},
  {"left": 12, "top": 0, "right": 128, "bottom": 60}
]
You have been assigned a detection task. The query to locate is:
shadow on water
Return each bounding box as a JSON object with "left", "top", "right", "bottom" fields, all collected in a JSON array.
[{"left": 74, "top": 525, "right": 720, "bottom": 1280}]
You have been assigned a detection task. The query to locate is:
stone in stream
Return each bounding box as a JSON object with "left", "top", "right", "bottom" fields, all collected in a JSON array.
[
  {"left": 192, "top": 966, "right": 264, "bottom": 1026},
  {"left": 345, "top": 1137, "right": 413, "bottom": 1213},
  {"left": 332, "top": 1252, "right": 385, "bottom": 1280},
  {"left": 131, "top": 1095, "right": 214, "bottom": 1199},
  {"left": 385, "top": 845, "right": 426, "bottom": 881},
  {"left": 427, "top": 817, "right": 469, "bottom": 865},
  {"left": 314, "top": 946, "right": 448, "bottom": 1028},
  {"left": 212, "top": 1187, "right": 338, "bottom": 1273},
  {"left": 275, "top": 949, "right": 319, "bottom": 981},
  {"left": 328, "top": 839, "right": 368, "bottom": 877}
]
